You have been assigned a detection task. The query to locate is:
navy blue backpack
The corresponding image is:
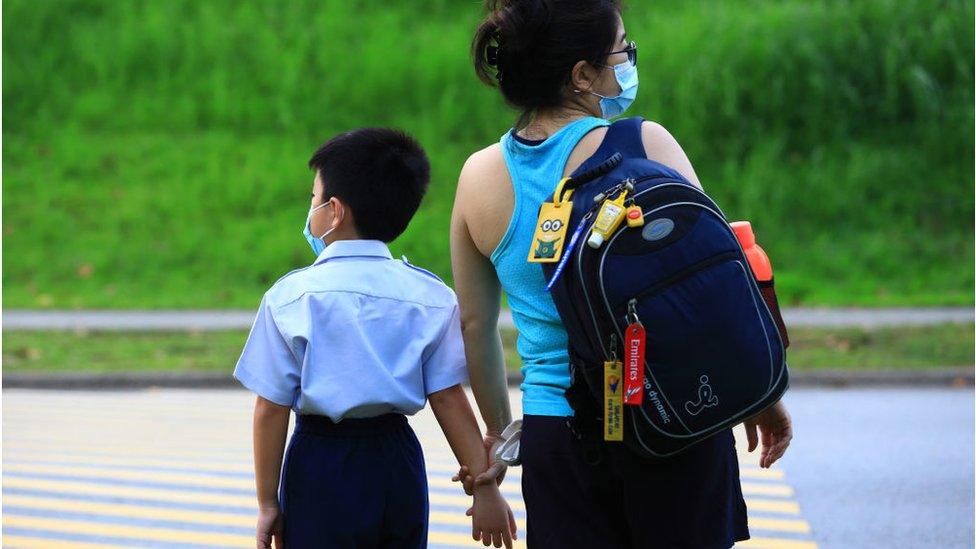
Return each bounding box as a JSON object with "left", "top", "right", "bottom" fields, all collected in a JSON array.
[{"left": 540, "top": 117, "right": 789, "bottom": 458}]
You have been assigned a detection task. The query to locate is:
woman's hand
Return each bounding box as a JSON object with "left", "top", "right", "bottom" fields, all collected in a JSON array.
[
  {"left": 452, "top": 434, "right": 507, "bottom": 496},
  {"left": 256, "top": 504, "right": 284, "bottom": 549},
  {"left": 743, "top": 399, "right": 793, "bottom": 468}
]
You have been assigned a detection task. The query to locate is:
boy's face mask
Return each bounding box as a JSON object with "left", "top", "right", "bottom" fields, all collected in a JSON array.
[
  {"left": 589, "top": 59, "right": 639, "bottom": 119},
  {"left": 303, "top": 201, "right": 339, "bottom": 256}
]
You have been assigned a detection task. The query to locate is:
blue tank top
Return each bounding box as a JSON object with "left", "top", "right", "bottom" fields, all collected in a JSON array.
[{"left": 491, "top": 116, "right": 610, "bottom": 416}]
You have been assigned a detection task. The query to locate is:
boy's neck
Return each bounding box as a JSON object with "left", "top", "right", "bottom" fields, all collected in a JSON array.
[{"left": 323, "top": 227, "right": 365, "bottom": 245}]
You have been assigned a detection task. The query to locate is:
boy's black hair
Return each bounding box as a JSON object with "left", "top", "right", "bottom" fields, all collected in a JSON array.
[{"left": 309, "top": 128, "right": 430, "bottom": 243}]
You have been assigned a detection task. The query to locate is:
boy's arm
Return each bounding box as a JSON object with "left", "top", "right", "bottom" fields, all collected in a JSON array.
[
  {"left": 253, "top": 395, "right": 290, "bottom": 508},
  {"left": 429, "top": 384, "right": 517, "bottom": 548},
  {"left": 428, "top": 384, "right": 489, "bottom": 477}
]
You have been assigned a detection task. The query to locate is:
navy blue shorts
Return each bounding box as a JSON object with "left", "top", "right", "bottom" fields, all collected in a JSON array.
[
  {"left": 279, "top": 413, "right": 428, "bottom": 548},
  {"left": 520, "top": 415, "right": 750, "bottom": 549}
]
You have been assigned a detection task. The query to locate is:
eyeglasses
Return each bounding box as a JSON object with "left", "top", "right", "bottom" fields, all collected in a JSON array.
[{"left": 608, "top": 40, "right": 637, "bottom": 67}]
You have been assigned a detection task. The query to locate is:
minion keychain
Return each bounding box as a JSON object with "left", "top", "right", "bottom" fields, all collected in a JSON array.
[{"left": 528, "top": 177, "right": 575, "bottom": 263}]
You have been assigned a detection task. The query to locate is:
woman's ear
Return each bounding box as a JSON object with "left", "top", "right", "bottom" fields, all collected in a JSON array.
[{"left": 570, "top": 60, "right": 600, "bottom": 94}]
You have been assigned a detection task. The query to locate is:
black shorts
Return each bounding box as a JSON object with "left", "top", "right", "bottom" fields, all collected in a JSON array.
[
  {"left": 279, "top": 414, "right": 428, "bottom": 549},
  {"left": 520, "top": 414, "right": 750, "bottom": 549}
]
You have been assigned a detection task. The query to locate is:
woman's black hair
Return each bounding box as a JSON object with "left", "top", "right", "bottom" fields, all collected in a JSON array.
[{"left": 472, "top": 0, "right": 621, "bottom": 126}]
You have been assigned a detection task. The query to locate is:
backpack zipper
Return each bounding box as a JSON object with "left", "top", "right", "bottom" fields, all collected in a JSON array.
[{"left": 612, "top": 251, "right": 739, "bottom": 316}]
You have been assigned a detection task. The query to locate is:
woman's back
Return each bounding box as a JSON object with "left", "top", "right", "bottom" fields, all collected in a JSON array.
[
  {"left": 456, "top": 115, "right": 703, "bottom": 417},
  {"left": 489, "top": 115, "right": 610, "bottom": 416}
]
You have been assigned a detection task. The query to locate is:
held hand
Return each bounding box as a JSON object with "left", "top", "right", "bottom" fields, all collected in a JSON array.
[
  {"left": 451, "top": 435, "right": 507, "bottom": 496},
  {"left": 743, "top": 399, "right": 793, "bottom": 469},
  {"left": 471, "top": 485, "right": 517, "bottom": 548},
  {"left": 477, "top": 435, "right": 508, "bottom": 486},
  {"left": 256, "top": 505, "right": 284, "bottom": 549}
]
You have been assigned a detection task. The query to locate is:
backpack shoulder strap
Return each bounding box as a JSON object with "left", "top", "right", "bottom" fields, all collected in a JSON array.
[
  {"left": 601, "top": 116, "right": 647, "bottom": 160},
  {"left": 571, "top": 116, "right": 646, "bottom": 177}
]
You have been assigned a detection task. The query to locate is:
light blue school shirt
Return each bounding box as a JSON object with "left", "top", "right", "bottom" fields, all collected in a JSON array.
[
  {"left": 491, "top": 116, "right": 611, "bottom": 416},
  {"left": 233, "top": 239, "right": 468, "bottom": 421}
]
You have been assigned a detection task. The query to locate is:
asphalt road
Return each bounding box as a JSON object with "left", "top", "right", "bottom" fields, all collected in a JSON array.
[
  {"left": 1, "top": 387, "right": 972, "bottom": 548},
  {"left": 777, "top": 386, "right": 974, "bottom": 549}
]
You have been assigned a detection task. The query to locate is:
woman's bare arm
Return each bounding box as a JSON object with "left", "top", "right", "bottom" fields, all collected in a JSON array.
[{"left": 450, "top": 154, "right": 513, "bottom": 438}]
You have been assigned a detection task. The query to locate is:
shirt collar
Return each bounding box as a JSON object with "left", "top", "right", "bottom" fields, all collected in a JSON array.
[{"left": 313, "top": 239, "right": 393, "bottom": 265}]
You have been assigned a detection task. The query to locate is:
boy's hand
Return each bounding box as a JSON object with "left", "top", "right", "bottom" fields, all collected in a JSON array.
[
  {"left": 256, "top": 505, "right": 284, "bottom": 549},
  {"left": 470, "top": 484, "right": 517, "bottom": 548},
  {"left": 452, "top": 434, "right": 507, "bottom": 496}
]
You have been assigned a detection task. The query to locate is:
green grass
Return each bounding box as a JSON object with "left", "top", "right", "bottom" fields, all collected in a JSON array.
[
  {"left": 3, "top": 0, "right": 973, "bottom": 308},
  {"left": 4, "top": 325, "right": 972, "bottom": 374},
  {"left": 782, "top": 324, "right": 974, "bottom": 370},
  {"left": 2, "top": 330, "right": 248, "bottom": 373}
]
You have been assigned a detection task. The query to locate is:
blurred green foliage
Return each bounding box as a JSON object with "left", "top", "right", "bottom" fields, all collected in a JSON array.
[{"left": 3, "top": 0, "right": 973, "bottom": 308}]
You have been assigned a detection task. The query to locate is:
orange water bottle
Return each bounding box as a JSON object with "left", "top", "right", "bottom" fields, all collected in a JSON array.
[{"left": 731, "top": 221, "right": 790, "bottom": 348}]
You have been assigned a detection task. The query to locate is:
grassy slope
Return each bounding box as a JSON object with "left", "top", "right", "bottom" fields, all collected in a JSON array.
[{"left": 2, "top": 0, "right": 973, "bottom": 308}]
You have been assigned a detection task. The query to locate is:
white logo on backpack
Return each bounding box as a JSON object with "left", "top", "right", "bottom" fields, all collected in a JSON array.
[{"left": 685, "top": 375, "right": 719, "bottom": 416}]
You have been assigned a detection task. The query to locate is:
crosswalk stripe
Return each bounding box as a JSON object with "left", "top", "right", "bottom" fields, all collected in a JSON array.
[
  {"left": 740, "top": 482, "right": 794, "bottom": 497},
  {"left": 3, "top": 389, "right": 815, "bottom": 548},
  {"left": 1, "top": 495, "right": 528, "bottom": 532},
  {"left": 2, "top": 494, "right": 252, "bottom": 528},
  {"left": 2, "top": 515, "right": 252, "bottom": 546},
  {"left": 2, "top": 494, "right": 798, "bottom": 538},
  {"left": 1, "top": 534, "right": 140, "bottom": 549},
  {"left": 2, "top": 462, "right": 524, "bottom": 498},
  {"left": 3, "top": 476, "right": 257, "bottom": 508},
  {"left": 737, "top": 536, "right": 819, "bottom": 549},
  {"left": 2, "top": 448, "right": 784, "bottom": 483},
  {"left": 428, "top": 530, "right": 525, "bottom": 548},
  {"left": 747, "top": 517, "right": 811, "bottom": 534},
  {"left": 746, "top": 498, "right": 801, "bottom": 515},
  {"left": 1, "top": 476, "right": 527, "bottom": 512}
]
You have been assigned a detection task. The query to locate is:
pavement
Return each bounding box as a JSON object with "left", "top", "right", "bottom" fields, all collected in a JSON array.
[
  {"left": 3, "top": 307, "right": 973, "bottom": 331},
  {"left": 2, "top": 387, "right": 823, "bottom": 549},
  {"left": 777, "top": 386, "right": 975, "bottom": 549},
  {"left": 5, "top": 386, "right": 972, "bottom": 548}
]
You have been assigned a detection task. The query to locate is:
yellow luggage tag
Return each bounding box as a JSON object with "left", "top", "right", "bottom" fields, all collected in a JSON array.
[
  {"left": 604, "top": 335, "right": 624, "bottom": 441},
  {"left": 528, "top": 177, "right": 574, "bottom": 263}
]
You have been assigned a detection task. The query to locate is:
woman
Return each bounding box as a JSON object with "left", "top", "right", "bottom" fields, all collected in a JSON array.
[{"left": 450, "top": 1, "right": 793, "bottom": 547}]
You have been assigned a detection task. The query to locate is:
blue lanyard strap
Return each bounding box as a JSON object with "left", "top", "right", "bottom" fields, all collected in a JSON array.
[{"left": 546, "top": 216, "right": 590, "bottom": 291}]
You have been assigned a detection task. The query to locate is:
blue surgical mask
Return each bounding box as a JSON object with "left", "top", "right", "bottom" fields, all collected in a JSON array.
[
  {"left": 591, "top": 59, "right": 638, "bottom": 119},
  {"left": 303, "top": 202, "right": 336, "bottom": 256}
]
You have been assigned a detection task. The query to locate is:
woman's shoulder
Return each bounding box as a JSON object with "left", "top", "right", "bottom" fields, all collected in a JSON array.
[
  {"left": 457, "top": 143, "right": 508, "bottom": 192},
  {"left": 463, "top": 143, "right": 504, "bottom": 172},
  {"left": 639, "top": 119, "right": 702, "bottom": 188}
]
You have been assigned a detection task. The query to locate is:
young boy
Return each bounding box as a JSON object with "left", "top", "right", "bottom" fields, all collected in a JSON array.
[{"left": 234, "top": 128, "right": 516, "bottom": 549}]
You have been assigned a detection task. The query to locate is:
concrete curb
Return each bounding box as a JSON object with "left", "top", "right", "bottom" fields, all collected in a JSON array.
[
  {"left": 3, "top": 306, "right": 973, "bottom": 331},
  {"left": 4, "top": 368, "right": 972, "bottom": 390}
]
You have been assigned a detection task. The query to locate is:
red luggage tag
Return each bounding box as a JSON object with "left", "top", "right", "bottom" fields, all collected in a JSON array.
[{"left": 623, "top": 300, "right": 645, "bottom": 406}]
